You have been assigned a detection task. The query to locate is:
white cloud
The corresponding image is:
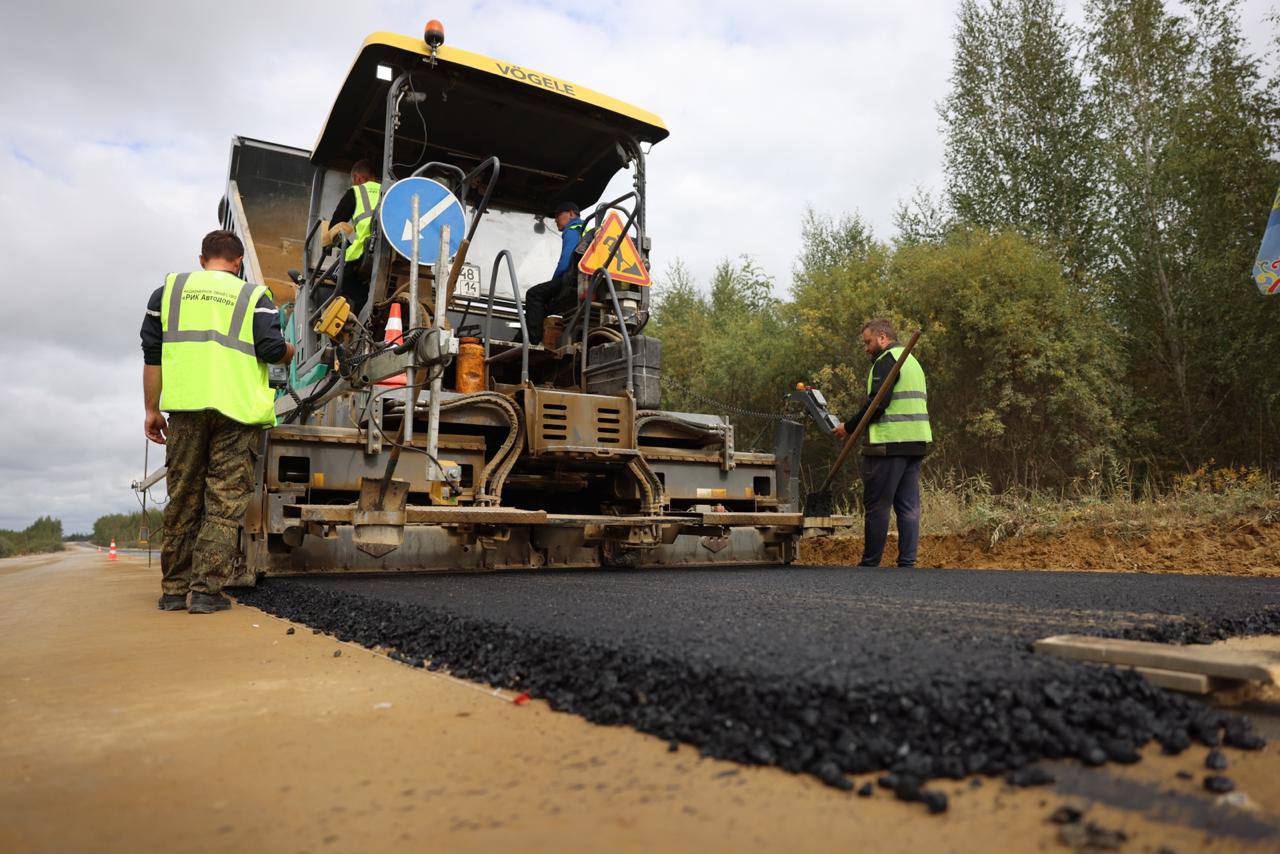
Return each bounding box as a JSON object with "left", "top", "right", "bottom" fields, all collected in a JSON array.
[{"left": 0, "top": 0, "right": 1273, "bottom": 530}]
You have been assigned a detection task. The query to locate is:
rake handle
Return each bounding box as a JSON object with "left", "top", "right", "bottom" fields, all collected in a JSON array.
[
  {"left": 819, "top": 329, "right": 922, "bottom": 492},
  {"left": 443, "top": 238, "right": 472, "bottom": 308}
]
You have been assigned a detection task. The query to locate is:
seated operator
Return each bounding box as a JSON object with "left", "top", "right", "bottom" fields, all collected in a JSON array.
[
  {"left": 523, "top": 201, "right": 585, "bottom": 344},
  {"left": 322, "top": 158, "right": 381, "bottom": 314}
]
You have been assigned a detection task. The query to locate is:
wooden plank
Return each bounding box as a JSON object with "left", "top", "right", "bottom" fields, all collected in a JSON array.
[
  {"left": 406, "top": 507, "right": 547, "bottom": 525},
  {"left": 801, "top": 515, "right": 857, "bottom": 528},
  {"left": 640, "top": 447, "right": 775, "bottom": 466},
  {"left": 297, "top": 505, "right": 547, "bottom": 526},
  {"left": 543, "top": 514, "right": 686, "bottom": 527},
  {"left": 298, "top": 505, "right": 354, "bottom": 523},
  {"left": 1128, "top": 666, "right": 1231, "bottom": 695},
  {"left": 1034, "top": 634, "right": 1280, "bottom": 684},
  {"left": 700, "top": 512, "right": 803, "bottom": 527}
]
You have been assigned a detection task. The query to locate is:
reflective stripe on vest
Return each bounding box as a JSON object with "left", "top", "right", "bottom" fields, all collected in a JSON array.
[
  {"left": 160, "top": 270, "right": 277, "bottom": 426},
  {"left": 866, "top": 345, "right": 932, "bottom": 445},
  {"left": 345, "top": 180, "right": 382, "bottom": 263}
]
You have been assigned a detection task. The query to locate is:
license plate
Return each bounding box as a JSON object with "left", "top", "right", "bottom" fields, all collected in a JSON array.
[{"left": 453, "top": 263, "right": 484, "bottom": 299}]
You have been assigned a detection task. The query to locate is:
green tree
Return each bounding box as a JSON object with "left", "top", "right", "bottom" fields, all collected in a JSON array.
[
  {"left": 794, "top": 208, "right": 876, "bottom": 283},
  {"left": 890, "top": 229, "right": 1122, "bottom": 485},
  {"left": 941, "top": 0, "right": 1104, "bottom": 278},
  {"left": 648, "top": 259, "right": 709, "bottom": 413},
  {"left": 790, "top": 226, "right": 1121, "bottom": 489},
  {"left": 893, "top": 188, "right": 952, "bottom": 247},
  {"left": 91, "top": 512, "right": 161, "bottom": 549},
  {"left": 650, "top": 257, "right": 806, "bottom": 449},
  {"left": 782, "top": 212, "right": 894, "bottom": 494},
  {"left": 789, "top": 212, "right": 889, "bottom": 373},
  {"left": 788, "top": 209, "right": 1123, "bottom": 486},
  {"left": 1086, "top": 0, "right": 1280, "bottom": 469},
  {"left": 652, "top": 216, "right": 1124, "bottom": 493},
  {"left": 0, "top": 516, "right": 66, "bottom": 557}
]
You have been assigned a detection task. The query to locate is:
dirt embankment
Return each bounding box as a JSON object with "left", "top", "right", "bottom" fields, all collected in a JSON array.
[{"left": 801, "top": 518, "right": 1280, "bottom": 575}]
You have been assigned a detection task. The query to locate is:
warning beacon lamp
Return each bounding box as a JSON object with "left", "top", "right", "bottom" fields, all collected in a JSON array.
[{"left": 424, "top": 19, "right": 445, "bottom": 64}]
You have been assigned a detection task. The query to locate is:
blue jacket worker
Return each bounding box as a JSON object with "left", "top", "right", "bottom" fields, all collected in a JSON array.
[{"left": 523, "top": 201, "right": 586, "bottom": 344}]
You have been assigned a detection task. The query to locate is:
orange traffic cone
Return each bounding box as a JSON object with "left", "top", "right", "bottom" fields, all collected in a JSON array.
[
  {"left": 378, "top": 303, "right": 407, "bottom": 388},
  {"left": 108, "top": 539, "right": 118, "bottom": 561}
]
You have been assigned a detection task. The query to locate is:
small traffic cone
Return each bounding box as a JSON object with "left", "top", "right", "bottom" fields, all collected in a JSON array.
[
  {"left": 108, "top": 539, "right": 118, "bottom": 561},
  {"left": 377, "top": 303, "right": 407, "bottom": 388}
]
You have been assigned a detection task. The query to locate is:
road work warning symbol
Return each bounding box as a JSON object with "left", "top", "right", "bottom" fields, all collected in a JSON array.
[
  {"left": 577, "top": 211, "right": 651, "bottom": 286},
  {"left": 378, "top": 177, "right": 465, "bottom": 265}
]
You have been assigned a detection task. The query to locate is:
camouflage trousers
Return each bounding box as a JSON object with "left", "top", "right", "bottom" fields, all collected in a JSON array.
[{"left": 162, "top": 410, "right": 262, "bottom": 596}]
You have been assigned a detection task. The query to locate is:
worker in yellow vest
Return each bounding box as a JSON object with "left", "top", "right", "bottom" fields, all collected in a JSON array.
[
  {"left": 140, "top": 230, "right": 294, "bottom": 614},
  {"left": 323, "top": 158, "right": 382, "bottom": 313},
  {"left": 833, "top": 319, "right": 932, "bottom": 568}
]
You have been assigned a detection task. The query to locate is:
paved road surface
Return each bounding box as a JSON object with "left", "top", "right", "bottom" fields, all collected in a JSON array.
[
  {"left": 244, "top": 567, "right": 1280, "bottom": 798},
  {"left": 5, "top": 551, "right": 1279, "bottom": 851},
  {"left": 270, "top": 566, "right": 1280, "bottom": 682}
]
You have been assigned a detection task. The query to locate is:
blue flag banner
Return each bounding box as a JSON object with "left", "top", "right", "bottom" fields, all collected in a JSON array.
[{"left": 1252, "top": 185, "right": 1280, "bottom": 295}]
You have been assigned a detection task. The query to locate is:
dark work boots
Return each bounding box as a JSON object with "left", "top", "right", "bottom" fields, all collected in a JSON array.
[
  {"left": 188, "top": 592, "right": 232, "bottom": 614},
  {"left": 157, "top": 593, "right": 188, "bottom": 611}
]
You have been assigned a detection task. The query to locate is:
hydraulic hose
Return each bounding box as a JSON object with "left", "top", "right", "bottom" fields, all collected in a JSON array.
[
  {"left": 636, "top": 410, "right": 731, "bottom": 441},
  {"left": 627, "top": 455, "right": 664, "bottom": 516},
  {"left": 636, "top": 410, "right": 734, "bottom": 484},
  {"left": 438, "top": 392, "right": 523, "bottom": 505}
]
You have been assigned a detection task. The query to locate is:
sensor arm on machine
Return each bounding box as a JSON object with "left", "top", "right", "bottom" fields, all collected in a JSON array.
[{"left": 788, "top": 385, "right": 842, "bottom": 438}]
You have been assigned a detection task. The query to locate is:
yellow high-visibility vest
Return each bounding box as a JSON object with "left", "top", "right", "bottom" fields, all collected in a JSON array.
[
  {"left": 345, "top": 180, "right": 382, "bottom": 263},
  {"left": 866, "top": 345, "right": 932, "bottom": 445},
  {"left": 160, "top": 270, "right": 276, "bottom": 426}
]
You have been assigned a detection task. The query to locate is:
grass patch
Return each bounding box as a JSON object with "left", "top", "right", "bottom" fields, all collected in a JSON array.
[{"left": 919, "top": 465, "right": 1279, "bottom": 547}]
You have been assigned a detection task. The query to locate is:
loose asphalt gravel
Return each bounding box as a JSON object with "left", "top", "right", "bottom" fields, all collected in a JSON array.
[{"left": 235, "top": 566, "right": 1280, "bottom": 802}]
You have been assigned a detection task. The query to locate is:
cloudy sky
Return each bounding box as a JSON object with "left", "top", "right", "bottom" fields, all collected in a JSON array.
[{"left": 0, "top": 0, "right": 1274, "bottom": 533}]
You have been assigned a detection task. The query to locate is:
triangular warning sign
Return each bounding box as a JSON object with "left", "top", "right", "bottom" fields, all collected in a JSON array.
[{"left": 577, "top": 211, "right": 651, "bottom": 286}]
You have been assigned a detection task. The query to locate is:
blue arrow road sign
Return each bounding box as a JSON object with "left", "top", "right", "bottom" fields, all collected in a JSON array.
[{"left": 378, "top": 177, "right": 465, "bottom": 265}]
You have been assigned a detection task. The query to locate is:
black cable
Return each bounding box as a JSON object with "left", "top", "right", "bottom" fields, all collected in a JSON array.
[
  {"left": 291, "top": 311, "right": 389, "bottom": 414},
  {"left": 394, "top": 327, "right": 426, "bottom": 355},
  {"left": 659, "top": 375, "right": 794, "bottom": 422},
  {"left": 285, "top": 318, "right": 439, "bottom": 425},
  {"left": 391, "top": 76, "right": 431, "bottom": 179},
  {"left": 284, "top": 370, "right": 341, "bottom": 425}
]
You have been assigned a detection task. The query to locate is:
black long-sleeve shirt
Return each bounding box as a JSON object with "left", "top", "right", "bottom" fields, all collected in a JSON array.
[
  {"left": 843, "top": 345, "right": 929, "bottom": 457},
  {"left": 330, "top": 187, "right": 357, "bottom": 226},
  {"left": 140, "top": 281, "right": 288, "bottom": 366}
]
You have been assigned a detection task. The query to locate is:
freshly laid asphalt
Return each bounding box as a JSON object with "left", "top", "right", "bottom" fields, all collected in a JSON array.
[{"left": 237, "top": 567, "right": 1280, "bottom": 799}]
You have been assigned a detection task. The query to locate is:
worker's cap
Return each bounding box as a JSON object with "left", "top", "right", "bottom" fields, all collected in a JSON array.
[{"left": 553, "top": 200, "right": 580, "bottom": 216}]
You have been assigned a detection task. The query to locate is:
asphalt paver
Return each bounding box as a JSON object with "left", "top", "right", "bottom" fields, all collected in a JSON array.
[{"left": 237, "top": 566, "right": 1280, "bottom": 792}]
